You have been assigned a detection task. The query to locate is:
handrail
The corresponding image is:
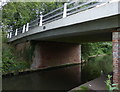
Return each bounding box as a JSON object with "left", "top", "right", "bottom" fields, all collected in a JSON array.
[
  {"left": 67, "top": 0, "right": 97, "bottom": 12},
  {"left": 43, "top": 6, "right": 64, "bottom": 18},
  {"left": 43, "top": 16, "right": 62, "bottom": 25},
  {"left": 30, "top": 18, "right": 39, "bottom": 24},
  {"left": 67, "top": 2, "right": 102, "bottom": 16},
  {"left": 8, "top": 0, "right": 108, "bottom": 38},
  {"left": 67, "top": 1, "right": 75, "bottom": 5},
  {"left": 43, "top": 12, "right": 63, "bottom": 22}
]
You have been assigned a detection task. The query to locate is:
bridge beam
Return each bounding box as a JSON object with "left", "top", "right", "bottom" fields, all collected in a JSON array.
[
  {"left": 112, "top": 31, "right": 120, "bottom": 87},
  {"left": 31, "top": 41, "right": 81, "bottom": 69}
]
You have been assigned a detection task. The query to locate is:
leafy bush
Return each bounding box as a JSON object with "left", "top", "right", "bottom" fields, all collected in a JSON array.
[
  {"left": 2, "top": 43, "right": 30, "bottom": 74},
  {"left": 81, "top": 42, "right": 112, "bottom": 60},
  {"left": 2, "top": 32, "right": 30, "bottom": 74},
  {"left": 81, "top": 55, "right": 113, "bottom": 83},
  {"left": 105, "top": 75, "right": 119, "bottom": 92}
]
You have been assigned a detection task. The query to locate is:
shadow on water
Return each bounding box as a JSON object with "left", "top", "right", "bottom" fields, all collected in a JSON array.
[
  {"left": 2, "top": 55, "right": 112, "bottom": 91},
  {"left": 2, "top": 65, "right": 81, "bottom": 90}
]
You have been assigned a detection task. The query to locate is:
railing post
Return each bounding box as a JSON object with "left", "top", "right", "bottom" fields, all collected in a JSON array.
[
  {"left": 63, "top": 3, "right": 67, "bottom": 18},
  {"left": 39, "top": 12, "right": 43, "bottom": 26},
  {"left": 15, "top": 29, "right": 18, "bottom": 36},
  {"left": 26, "top": 23, "right": 29, "bottom": 32},
  {"left": 7, "top": 32, "right": 9, "bottom": 38},
  {"left": 10, "top": 32, "right": 12, "bottom": 38},
  {"left": 22, "top": 25, "right": 26, "bottom": 33}
]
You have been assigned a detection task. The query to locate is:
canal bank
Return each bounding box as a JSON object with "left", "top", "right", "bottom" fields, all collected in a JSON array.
[{"left": 3, "top": 62, "right": 81, "bottom": 77}]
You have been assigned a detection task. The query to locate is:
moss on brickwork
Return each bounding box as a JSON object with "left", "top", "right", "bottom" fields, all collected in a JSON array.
[
  {"left": 24, "top": 42, "right": 36, "bottom": 65},
  {"left": 14, "top": 41, "right": 37, "bottom": 67}
]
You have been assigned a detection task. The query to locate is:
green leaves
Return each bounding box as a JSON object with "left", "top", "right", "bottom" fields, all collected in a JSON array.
[
  {"left": 2, "top": 2, "right": 63, "bottom": 31},
  {"left": 105, "top": 75, "right": 119, "bottom": 92},
  {"left": 2, "top": 40, "right": 29, "bottom": 74},
  {"left": 81, "top": 42, "right": 112, "bottom": 61},
  {"left": 81, "top": 55, "right": 112, "bottom": 83},
  {"left": 2, "top": 2, "right": 39, "bottom": 30}
]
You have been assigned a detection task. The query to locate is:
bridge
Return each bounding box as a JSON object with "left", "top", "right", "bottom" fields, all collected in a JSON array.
[{"left": 7, "top": 0, "right": 120, "bottom": 86}]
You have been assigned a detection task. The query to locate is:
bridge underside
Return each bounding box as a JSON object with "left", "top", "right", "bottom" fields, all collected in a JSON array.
[
  {"left": 39, "top": 29, "right": 113, "bottom": 43},
  {"left": 36, "top": 15, "right": 119, "bottom": 43},
  {"left": 10, "top": 15, "right": 119, "bottom": 44}
]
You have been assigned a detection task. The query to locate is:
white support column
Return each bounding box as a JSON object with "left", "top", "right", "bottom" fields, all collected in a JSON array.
[
  {"left": 39, "top": 12, "right": 43, "bottom": 26},
  {"left": 15, "top": 29, "right": 18, "bottom": 36},
  {"left": 63, "top": 3, "right": 67, "bottom": 18},
  {"left": 22, "top": 25, "right": 26, "bottom": 33},
  {"left": 26, "top": 23, "right": 29, "bottom": 32}
]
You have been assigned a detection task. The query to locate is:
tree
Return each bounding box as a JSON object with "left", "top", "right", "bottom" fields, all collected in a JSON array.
[{"left": 2, "top": 2, "right": 63, "bottom": 31}]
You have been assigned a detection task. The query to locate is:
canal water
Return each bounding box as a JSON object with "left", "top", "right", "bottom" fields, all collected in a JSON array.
[{"left": 2, "top": 55, "right": 112, "bottom": 91}]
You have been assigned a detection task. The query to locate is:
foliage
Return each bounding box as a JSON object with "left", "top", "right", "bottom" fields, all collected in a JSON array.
[
  {"left": 2, "top": 31, "right": 8, "bottom": 43},
  {"left": 81, "top": 55, "right": 113, "bottom": 83},
  {"left": 81, "top": 42, "right": 112, "bottom": 60},
  {"left": 2, "top": 32, "right": 30, "bottom": 74},
  {"left": 2, "top": 43, "right": 30, "bottom": 74},
  {"left": 2, "top": 2, "right": 63, "bottom": 31},
  {"left": 105, "top": 75, "right": 119, "bottom": 92}
]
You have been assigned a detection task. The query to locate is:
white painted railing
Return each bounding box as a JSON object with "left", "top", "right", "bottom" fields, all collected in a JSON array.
[{"left": 7, "top": 0, "right": 110, "bottom": 39}]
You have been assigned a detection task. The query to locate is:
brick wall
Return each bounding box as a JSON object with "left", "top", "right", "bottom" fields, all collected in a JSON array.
[
  {"left": 112, "top": 32, "right": 120, "bottom": 87},
  {"left": 31, "top": 41, "right": 81, "bottom": 69}
]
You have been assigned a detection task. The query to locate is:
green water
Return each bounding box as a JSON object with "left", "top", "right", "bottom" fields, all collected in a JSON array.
[
  {"left": 2, "top": 55, "right": 112, "bottom": 91},
  {"left": 81, "top": 55, "right": 112, "bottom": 83}
]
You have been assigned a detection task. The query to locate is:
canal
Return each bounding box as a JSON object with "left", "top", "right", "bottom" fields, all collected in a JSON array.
[{"left": 2, "top": 55, "right": 112, "bottom": 91}]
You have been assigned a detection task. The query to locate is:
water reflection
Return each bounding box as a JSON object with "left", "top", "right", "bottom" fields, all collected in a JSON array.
[{"left": 3, "top": 65, "right": 81, "bottom": 90}]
